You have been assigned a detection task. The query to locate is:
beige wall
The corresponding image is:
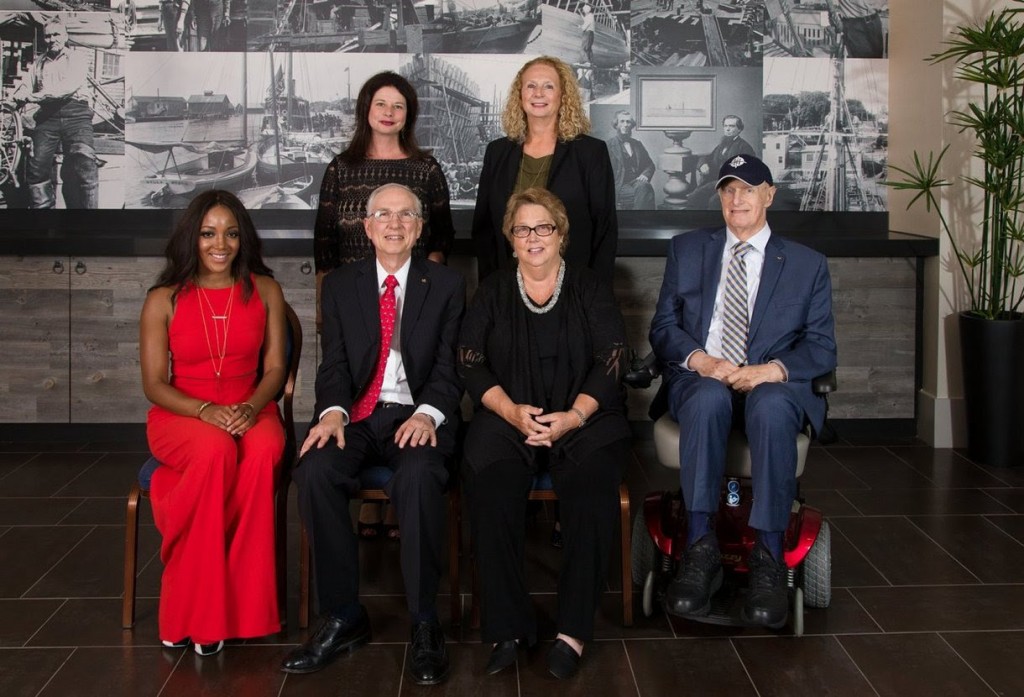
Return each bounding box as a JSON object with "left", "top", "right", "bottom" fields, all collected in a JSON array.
[{"left": 889, "top": 0, "right": 1007, "bottom": 446}]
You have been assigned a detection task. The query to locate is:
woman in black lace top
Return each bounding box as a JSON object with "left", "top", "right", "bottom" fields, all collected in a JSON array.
[{"left": 314, "top": 71, "right": 455, "bottom": 275}]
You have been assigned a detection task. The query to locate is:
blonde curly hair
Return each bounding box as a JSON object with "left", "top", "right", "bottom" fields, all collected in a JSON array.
[{"left": 501, "top": 56, "right": 591, "bottom": 143}]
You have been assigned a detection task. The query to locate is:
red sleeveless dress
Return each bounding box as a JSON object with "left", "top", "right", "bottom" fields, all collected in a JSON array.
[{"left": 146, "top": 278, "right": 284, "bottom": 644}]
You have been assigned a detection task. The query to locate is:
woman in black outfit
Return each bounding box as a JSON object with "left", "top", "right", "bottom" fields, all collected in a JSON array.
[
  {"left": 459, "top": 188, "right": 630, "bottom": 680},
  {"left": 471, "top": 56, "right": 617, "bottom": 283}
]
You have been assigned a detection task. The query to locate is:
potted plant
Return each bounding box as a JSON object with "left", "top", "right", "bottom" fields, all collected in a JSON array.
[{"left": 888, "top": 2, "right": 1024, "bottom": 466}]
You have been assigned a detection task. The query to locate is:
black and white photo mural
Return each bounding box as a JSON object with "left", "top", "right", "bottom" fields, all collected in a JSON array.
[
  {"left": 0, "top": 11, "right": 126, "bottom": 210},
  {"left": 0, "top": 0, "right": 889, "bottom": 231}
]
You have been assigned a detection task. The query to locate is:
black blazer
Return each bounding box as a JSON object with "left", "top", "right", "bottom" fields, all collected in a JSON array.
[
  {"left": 314, "top": 256, "right": 466, "bottom": 425},
  {"left": 471, "top": 135, "right": 618, "bottom": 282}
]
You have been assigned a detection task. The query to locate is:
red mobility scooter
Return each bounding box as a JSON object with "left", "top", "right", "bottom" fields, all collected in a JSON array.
[{"left": 625, "top": 364, "right": 835, "bottom": 636}]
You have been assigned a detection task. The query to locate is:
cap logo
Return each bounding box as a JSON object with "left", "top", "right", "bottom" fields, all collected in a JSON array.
[{"left": 729, "top": 156, "right": 746, "bottom": 169}]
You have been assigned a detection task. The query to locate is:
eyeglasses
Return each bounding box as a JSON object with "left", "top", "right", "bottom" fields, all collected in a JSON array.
[
  {"left": 510, "top": 223, "right": 557, "bottom": 238},
  {"left": 369, "top": 209, "right": 420, "bottom": 223}
]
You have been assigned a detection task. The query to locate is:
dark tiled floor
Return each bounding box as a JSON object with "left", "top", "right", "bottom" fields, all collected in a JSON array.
[{"left": 1, "top": 435, "right": 1023, "bottom": 697}]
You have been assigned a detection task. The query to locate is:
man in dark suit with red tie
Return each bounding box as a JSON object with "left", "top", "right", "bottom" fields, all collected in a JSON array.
[
  {"left": 283, "top": 184, "right": 465, "bottom": 684},
  {"left": 649, "top": 155, "right": 836, "bottom": 628}
]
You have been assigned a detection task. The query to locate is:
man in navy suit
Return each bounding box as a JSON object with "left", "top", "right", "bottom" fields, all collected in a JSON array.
[
  {"left": 283, "top": 184, "right": 465, "bottom": 683},
  {"left": 649, "top": 155, "right": 836, "bottom": 628}
]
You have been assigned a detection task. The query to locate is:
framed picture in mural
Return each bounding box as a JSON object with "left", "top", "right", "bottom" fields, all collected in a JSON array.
[{"left": 636, "top": 75, "right": 716, "bottom": 132}]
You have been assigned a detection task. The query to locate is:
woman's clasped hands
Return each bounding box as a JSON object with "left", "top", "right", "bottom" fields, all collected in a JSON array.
[
  {"left": 198, "top": 402, "right": 255, "bottom": 437},
  {"left": 505, "top": 403, "right": 578, "bottom": 447}
]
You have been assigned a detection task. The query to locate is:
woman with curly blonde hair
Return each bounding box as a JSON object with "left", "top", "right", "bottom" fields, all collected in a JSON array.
[{"left": 472, "top": 56, "right": 617, "bottom": 282}]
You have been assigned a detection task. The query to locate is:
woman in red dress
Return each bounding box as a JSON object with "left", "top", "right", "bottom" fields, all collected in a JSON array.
[{"left": 139, "top": 190, "right": 288, "bottom": 656}]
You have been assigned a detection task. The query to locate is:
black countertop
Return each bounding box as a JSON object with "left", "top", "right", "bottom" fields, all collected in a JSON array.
[{"left": 0, "top": 209, "right": 938, "bottom": 258}]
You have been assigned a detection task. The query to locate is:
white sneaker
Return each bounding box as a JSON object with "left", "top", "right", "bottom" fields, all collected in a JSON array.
[
  {"left": 195, "top": 640, "right": 225, "bottom": 657},
  {"left": 161, "top": 638, "right": 189, "bottom": 649}
]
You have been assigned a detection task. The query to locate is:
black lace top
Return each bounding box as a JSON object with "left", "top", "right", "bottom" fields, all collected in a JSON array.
[{"left": 313, "top": 155, "right": 456, "bottom": 272}]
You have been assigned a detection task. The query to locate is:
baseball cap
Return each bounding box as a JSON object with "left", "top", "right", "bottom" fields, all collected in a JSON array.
[{"left": 715, "top": 154, "right": 773, "bottom": 189}]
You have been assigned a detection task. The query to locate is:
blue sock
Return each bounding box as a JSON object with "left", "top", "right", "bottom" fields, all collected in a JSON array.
[
  {"left": 686, "top": 512, "right": 714, "bottom": 547},
  {"left": 758, "top": 530, "right": 784, "bottom": 562},
  {"left": 329, "top": 602, "right": 364, "bottom": 624},
  {"left": 411, "top": 608, "right": 438, "bottom": 625}
]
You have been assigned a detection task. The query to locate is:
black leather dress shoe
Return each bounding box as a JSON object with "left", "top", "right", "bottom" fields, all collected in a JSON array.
[
  {"left": 546, "top": 639, "right": 581, "bottom": 679},
  {"left": 665, "top": 534, "right": 723, "bottom": 617},
  {"left": 485, "top": 635, "right": 535, "bottom": 675},
  {"left": 741, "top": 543, "right": 789, "bottom": 629},
  {"left": 280, "top": 610, "right": 371, "bottom": 674},
  {"left": 409, "top": 620, "right": 449, "bottom": 685}
]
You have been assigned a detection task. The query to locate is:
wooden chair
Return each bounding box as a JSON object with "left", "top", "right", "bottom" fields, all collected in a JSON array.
[
  {"left": 469, "top": 472, "right": 634, "bottom": 629},
  {"left": 122, "top": 301, "right": 303, "bottom": 629},
  {"left": 297, "top": 470, "right": 463, "bottom": 629}
]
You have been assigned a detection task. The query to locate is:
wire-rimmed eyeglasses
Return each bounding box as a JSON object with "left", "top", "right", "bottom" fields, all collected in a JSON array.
[
  {"left": 510, "top": 224, "right": 557, "bottom": 238},
  {"left": 369, "top": 209, "right": 420, "bottom": 223}
]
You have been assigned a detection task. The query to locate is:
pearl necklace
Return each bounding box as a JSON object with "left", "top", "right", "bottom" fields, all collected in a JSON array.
[{"left": 517, "top": 260, "right": 565, "bottom": 314}]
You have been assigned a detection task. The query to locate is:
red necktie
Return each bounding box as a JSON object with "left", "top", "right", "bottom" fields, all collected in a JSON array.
[{"left": 350, "top": 274, "right": 398, "bottom": 423}]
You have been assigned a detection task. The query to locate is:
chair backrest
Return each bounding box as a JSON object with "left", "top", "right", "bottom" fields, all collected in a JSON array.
[{"left": 280, "top": 300, "right": 303, "bottom": 442}]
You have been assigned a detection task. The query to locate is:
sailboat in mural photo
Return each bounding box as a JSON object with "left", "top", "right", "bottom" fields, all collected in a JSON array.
[
  {"left": 125, "top": 53, "right": 258, "bottom": 207},
  {"left": 254, "top": 50, "right": 348, "bottom": 188}
]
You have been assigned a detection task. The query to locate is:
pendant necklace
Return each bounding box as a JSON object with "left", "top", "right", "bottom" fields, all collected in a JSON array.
[
  {"left": 517, "top": 154, "right": 551, "bottom": 190},
  {"left": 196, "top": 282, "right": 235, "bottom": 378},
  {"left": 517, "top": 260, "right": 565, "bottom": 315}
]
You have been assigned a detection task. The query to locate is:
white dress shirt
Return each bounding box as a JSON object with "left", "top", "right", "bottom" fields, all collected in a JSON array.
[
  {"left": 684, "top": 223, "right": 788, "bottom": 379},
  {"left": 320, "top": 258, "right": 445, "bottom": 428}
]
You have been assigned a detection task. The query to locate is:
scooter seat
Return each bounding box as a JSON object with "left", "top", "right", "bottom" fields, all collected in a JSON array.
[{"left": 653, "top": 413, "right": 810, "bottom": 478}]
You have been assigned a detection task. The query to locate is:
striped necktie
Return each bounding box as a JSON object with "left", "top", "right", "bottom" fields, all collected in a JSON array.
[{"left": 721, "top": 242, "right": 752, "bottom": 366}]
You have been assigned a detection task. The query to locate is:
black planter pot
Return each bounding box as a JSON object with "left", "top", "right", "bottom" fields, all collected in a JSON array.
[{"left": 959, "top": 311, "right": 1024, "bottom": 467}]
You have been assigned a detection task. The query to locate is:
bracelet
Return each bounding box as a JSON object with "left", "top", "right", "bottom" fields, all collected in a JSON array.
[
  {"left": 240, "top": 401, "right": 255, "bottom": 417},
  {"left": 196, "top": 400, "right": 213, "bottom": 418},
  {"left": 570, "top": 407, "right": 587, "bottom": 428}
]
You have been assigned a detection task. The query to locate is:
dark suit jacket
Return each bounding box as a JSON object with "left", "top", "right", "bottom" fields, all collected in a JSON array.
[
  {"left": 606, "top": 133, "right": 655, "bottom": 188},
  {"left": 314, "top": 256, "right": 466, "bottom": 427},
  {"left": 649, "top": 227, "right": 837, "bottom": 432},
  {"left": 699, "top": 135, "right": 756, "bottom": 178},
  {"left": 471, "top": 135, "right": 618, "bottom": 282}
]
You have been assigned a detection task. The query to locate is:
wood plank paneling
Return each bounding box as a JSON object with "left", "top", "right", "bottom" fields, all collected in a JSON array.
[
  {"left": 0, "top": 253, "right": 921, "bottom": 424},
  {"left": 69, "top": 257, "right": 164, "bottom": 423},
  {"left": 0, "top": 257, "right": 70, "bottom": 422},
  {"left": 273, "top": 257, "right": 317, "bottom": 425}
]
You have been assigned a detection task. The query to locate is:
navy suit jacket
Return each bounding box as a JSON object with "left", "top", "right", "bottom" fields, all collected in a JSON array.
[
  {"left": 314, "top": 256, "right": 466, "bottom": 427},
  {"left": 649, "top": 227, "right": 837, "bottom": 432}
]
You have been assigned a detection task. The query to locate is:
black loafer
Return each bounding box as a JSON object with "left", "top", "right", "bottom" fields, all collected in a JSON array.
[
  {"left": 409, "top": 620, "right": 449, "bottom": 685},
  {"left": 665, "top": 534, "right": 723, "bottom": 617},
  {"left": 546, "top": 639, "right": 581, "bottom": 680},
  {"left": 280, "top": 610, "right": 371, "bottom": 674},
  {"left": 485, "top": 635, "right": 535, "bottom": 675}
]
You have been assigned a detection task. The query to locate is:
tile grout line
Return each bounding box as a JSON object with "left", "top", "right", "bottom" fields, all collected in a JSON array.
[
  {"left": 620, "top": 638, "right": 642, "bottom": 697},
  {"left": 22, "top": 598, "right": 69, "bottom": 648},
  {"left": 903, "top": 515, "right": 985, "bottom": 584},
  {"left": 833, "top": 634, "right": 882, "bottom": 697},
  {"left": 31, "top": 645, "right": 77, "bottom": 697},
  {"left": 19, "top": 525, "right": 97, "bottom": 599},
  {"left": 727, "top": 638, "right": 762, "bottom": 697},
  {"left": 935, "top": 632, "right": 1002, "bottom": 696}
]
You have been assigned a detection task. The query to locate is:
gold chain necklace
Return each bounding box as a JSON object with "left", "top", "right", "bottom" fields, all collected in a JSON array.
[
  {"left": 517, "top": 155, "right": 551, "bottom": 190},
  {"left": 196, "top": 283, "right": 235, "bottom": 378}
]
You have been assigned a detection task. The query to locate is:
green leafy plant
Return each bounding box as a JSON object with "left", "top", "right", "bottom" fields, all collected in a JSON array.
[{"left": 888, "top": 1, "right": 1024, "bottom": 319}]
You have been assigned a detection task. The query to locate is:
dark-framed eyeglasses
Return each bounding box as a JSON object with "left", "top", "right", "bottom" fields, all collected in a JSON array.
[
  {"left": 510, "top": 223, "right": 557, "bottom": 238},
  {"left": 369, "top": 209, "right": 420, "bottom": 223}
]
